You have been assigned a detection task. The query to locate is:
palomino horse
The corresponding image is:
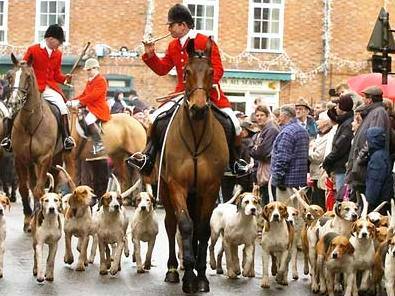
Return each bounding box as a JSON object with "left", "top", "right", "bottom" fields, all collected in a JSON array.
[
  {"left": 64, "top": 109, "right": 146, "bottom": 197},
  {"left": 5, "top": 54, "right": 62, "bottom": 231},
  {"left": 159, "top": 39, "right": 228, "bottom": 293}
]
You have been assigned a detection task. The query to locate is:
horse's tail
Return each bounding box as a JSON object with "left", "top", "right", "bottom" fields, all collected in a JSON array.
[{"left": 225, "top": 185, "right": 243, "bottom": 204}]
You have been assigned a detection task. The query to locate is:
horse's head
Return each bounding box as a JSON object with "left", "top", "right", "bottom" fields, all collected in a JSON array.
[
  {"left": 184, "top": 38, "right": 213, "bottom": 120},
  {"left": 5, "top": 53, "right": 35, "bottom": 115}
]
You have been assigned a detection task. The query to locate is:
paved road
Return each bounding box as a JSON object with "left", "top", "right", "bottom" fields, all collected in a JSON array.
[{"left": 0, "top": 201, "right": 315, "bottom": 296}]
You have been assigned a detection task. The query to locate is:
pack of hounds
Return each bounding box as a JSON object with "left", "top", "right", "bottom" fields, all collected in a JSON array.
[{"left": 0, "top": 168, "right": 395, "bottom": 296}]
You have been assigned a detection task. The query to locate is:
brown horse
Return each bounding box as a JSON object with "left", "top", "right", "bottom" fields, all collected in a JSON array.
[
  {"left": 64, "top": 109, "right": 146, "bottom": 197},
  {"left": 159, "top": 39, "right": 228, "bottom": 293},
  {"left": 6, "top": 54, "right": 62, "bottom": 231}
]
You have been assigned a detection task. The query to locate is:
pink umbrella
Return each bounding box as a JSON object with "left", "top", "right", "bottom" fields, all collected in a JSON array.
[{"left": 347, "top": 73, "right": 395, "bottom": 100}]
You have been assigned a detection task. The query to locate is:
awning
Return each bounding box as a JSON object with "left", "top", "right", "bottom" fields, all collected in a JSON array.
[{"left": 223, "top": 69, "right": 294, "bottom": 81}]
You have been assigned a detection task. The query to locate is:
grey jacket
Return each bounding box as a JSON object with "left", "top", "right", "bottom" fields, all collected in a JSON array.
[{"left": 346, "top": 102, "right": 391, "bottom": 188}]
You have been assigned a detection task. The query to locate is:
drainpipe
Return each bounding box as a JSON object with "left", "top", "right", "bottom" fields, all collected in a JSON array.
[{"left": 322, "top": 0, "right": 331, "bottom": 101}]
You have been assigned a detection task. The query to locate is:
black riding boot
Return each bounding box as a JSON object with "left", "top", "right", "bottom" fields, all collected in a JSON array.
[
  {"left": 87, "top": 123, "right": 106, "bottom": 157},
  {"left": 61, "top": 114, "right": 75, "bottom": 151},
  {"left": 126, "top": 108, "right": 173, "bottom": 176},
  {"left": 212, "top": 108, "right": 247, "bottom": 176},
  {"left": 0, "top": 117, "right": 13, "bottom": 152}
]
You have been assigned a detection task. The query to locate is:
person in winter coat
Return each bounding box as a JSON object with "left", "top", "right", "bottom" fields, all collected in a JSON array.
[
  {"left": 250, "top": 105, "right": 280, "bottom": 205},
  {"left": 346, "top": 86, "right": 391, "bottom": 195},
  {"left": 309, "top": 112, "right": 333, "bottom": 208},
  {"left": 365, "top": 127, "right": 394, "bottom": 211},
  {"left": 322, "top": 93, "right": 354, "bottom": 192}
]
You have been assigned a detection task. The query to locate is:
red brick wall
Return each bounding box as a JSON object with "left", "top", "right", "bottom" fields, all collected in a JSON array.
[{"left": 3, "top": 0, "right": 393, "bottom": 106}]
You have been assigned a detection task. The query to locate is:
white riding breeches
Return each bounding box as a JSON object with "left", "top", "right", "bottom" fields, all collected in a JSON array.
[
  {"left": 85, "top": 111, "right": 97, "bottom": 125},
  {"left": 0, "top": 100, "right": 10, "bottom": 118},
  {"left": 42, "top": 86, "right": 68, "bottom": 115},
  {"left": 218, "top": 107, "right": 242, "bottom": 136}
]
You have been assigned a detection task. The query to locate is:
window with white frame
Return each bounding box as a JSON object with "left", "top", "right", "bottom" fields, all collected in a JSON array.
[
  {"left": 248, "top": 0, "right": 284, "bottom": 52},
  {"left": 35, "top": 0, "right": 70, "bottom": 43},
  {"left": 184, "top": 0, "right": 218, "bottom": 39},
  {"left": 0, "top": 0, "right": 8, "bottom": 44}
]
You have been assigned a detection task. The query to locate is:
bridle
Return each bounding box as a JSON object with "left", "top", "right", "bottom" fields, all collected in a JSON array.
[
  {"left": 183, "top": 53, "right": 212, "bottom": 107},
  {"left": 6, "top": 68, "right": 29, "bottom": 114}
]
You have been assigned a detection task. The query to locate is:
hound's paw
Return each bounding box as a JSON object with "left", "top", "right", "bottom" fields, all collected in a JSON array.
[
  {"left": 260, "top": 277, "right": 270, "bottom": 289},
  {"left": 303, "top": 266, "right": 309, "bottom": 275},
  {"left": 311, "top": 282, "right": 319, "bottom": 293},
  {"left": 64, "top": 255, "right": 74, "bottom": 265},
  {"left": 36, "top": 275, "right": 45, "bottom": 283},
  {"left": 216, "top": 267, "right": 224, "bottom": 274},
  {"left": 227, "top": 270, "right": 238, "bottom": 279},
  {"left": 109, "top": 266, "right": 118, "bottom": 276},
  {"left": 99, "top": 268, "right": 108, "bottom": 275},
  {"left": 88, "top": 257, "right": 95, "bottom": 264},
  {"left": 276, "top": 273, "right": 288, "bottom": 285},
  {"left": 124, "top": 250, "right": 130, "bottom": 258},
  {"left": 144, "top": 262, "right": 151, "bottom": 270},
  {"left": 132, "top": 254, "right": 136, "bottom": 262},
  {"left": 242, "top": 270, "right": 255, "bottom": 278},
  {"left": 137, "top": 267, "right": 146, "bottom": 273},
  {"left": 334, "top": 283, "right": 342, "bottom": 293},
  {"left": 319, "top": 287, "right": 326, "bottom": 294},
  {"left": 33, "top": 268, "right": 37, "bottom": 276},
  {"left": 75, "top": 263, "right": 85, "bottom": 272},
  {"left": 292, "top": 272, "right": 299, "bottom": 280},
  {"left": 45, "top": 274, "right": 54, "bottom": 282}
]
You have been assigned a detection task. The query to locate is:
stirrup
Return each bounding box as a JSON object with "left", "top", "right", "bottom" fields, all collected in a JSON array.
[
  {"left": 126, "top": 152, "right": 148, "bottom": 170},
  {"left": 63, "top": 137, "right": 76, "bottom": 150},
  {"left": 0, "top": 137, "right": 12, "bottom": 152},
  {"left": 233, "top": 159, "right": 249, "bottom": 175}
]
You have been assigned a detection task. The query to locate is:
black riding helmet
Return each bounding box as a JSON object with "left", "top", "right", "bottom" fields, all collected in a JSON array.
[
  {"left": 44, "top": 24, "right": 65, "bottom": 43},
  {"left": 167, "top": 4, "right": 194, "bottom": 29}
]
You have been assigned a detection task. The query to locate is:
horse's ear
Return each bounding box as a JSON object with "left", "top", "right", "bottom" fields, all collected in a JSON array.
[
  {"left": 10, "top": 53, "right": 18, "bottom": 66},
  {"left": 205, "top": 37, "right": 212, "bottom": 58},
  {"left": 186, "top": 38, "right": 195, "bottom": 57}
]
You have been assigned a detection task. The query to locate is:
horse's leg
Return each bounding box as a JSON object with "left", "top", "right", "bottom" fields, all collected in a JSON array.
[
  {"left": 170, "top": 186, "right": 198, "bottom": 294},
  {"left": 15, "top": 161, "right": 32, "bottom": 232},
  {"left": 163, "top": 204, "right": 180, "bottom": 282},
  {"left": 195, "top": 190, "right": 219, "bottom": 292}
]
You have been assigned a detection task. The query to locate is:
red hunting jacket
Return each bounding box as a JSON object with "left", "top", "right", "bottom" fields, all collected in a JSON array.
[
  {"left": 75, "top": 74, "right": 110, "bottom": 122},
  {"left": 142, "top": 33, "right": 230, "bottom": 108},
  {"left": 23, "top": 43, "right": 66, "bottom": 99}
]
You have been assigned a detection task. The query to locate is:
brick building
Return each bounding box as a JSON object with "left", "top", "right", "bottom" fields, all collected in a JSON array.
[{"left": 0, "top": 0, "right": 392, "bottom": 115}]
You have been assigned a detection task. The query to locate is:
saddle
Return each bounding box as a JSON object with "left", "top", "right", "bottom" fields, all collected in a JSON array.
[{"left": 75, "top": 108, "right": 103, "bottom": 139}]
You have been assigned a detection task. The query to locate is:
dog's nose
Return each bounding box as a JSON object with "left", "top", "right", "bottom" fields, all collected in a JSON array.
[
  {"left": 250, "top": 208, "right": 256, "bottom": 215},
  {"left": 332, "top": 252, "right": 338, "bottom": 259},
  {"left": 49, "top": 207, "right": 55, "bottom": 213},
  {"left": 306, "top": 213, "right": 312, "bottom": 219},
  {"left": 352, "top": 213, "right": 358, "bottom": 220},
  {"left": 141, "top": 206, "right": 146, "bottom": 211},
  {"left": 273, "top": 213, "right": 279, "bottom": 220},
  {"left": 289, "top": 220, "right": 294, "bottom": 226},
  {"left": 114, "top": 204, "right": 120, "bottom": 210},
  {"left": 362, "top": 232, "right": 368, "bottom": 238}
]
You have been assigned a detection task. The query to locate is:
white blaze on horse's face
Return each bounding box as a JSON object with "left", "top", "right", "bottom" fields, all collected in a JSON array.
[{"left": 9, "top": 67, "right": 22, "bottom": 105}]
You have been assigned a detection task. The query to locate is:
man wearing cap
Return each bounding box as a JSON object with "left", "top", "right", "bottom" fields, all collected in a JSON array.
[
  {"left": 346, "top": 86, "right": 391, "bottom": 196},
  {"left": 0, "top": 24, "right": 75, "bottom": 152},
  {"left": 271, "top": 105, "right": 309, "bottom": 204},
  {"left": 295, "top": 98, "right": 318, "bottom": 139},
  {"left": 67, "top": 58, "right": 109, "bottom": 158},
  {"left": 127, "top": 3, "right": 244, "bottom": 176},
  {"left": 322, "top": 94, "right": 354, "bottom": 192}
]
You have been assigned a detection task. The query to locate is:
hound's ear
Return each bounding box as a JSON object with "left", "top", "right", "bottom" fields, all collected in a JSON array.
[
  {"left": 5, "top": 196, "right": 11, "bottom": 211},
  {"left": 351, "top": 222, "right": 358, "bottom": 236},
  {"left": 235, "top": 195, "right": 242, "bottom": 211},
  {"left": 346, "top": 242, "right": 355, "bottom": 254},
  {"left": 37, "top": 210, "right": 44, "bottom": 227},
  {"left": 334, "top": 202, "right": 342, "bottom": 217},
  {"left": 262, "top": 205, "right": 269, "bottom": 221}
]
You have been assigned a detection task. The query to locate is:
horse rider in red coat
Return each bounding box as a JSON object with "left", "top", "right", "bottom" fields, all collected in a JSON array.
[
  {"left": 127, "top": 3, "right": 245, "bottom": 176},
  {"left": 1, "top": 24, "right": 75, "bottom": 152},
  {"left": 67, "top": 58, "right": 110, "bottom": 159}
]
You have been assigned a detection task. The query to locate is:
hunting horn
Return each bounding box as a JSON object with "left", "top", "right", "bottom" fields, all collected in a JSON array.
[
  {"left": 142, "top": 33, "right": 171, "bottom": 45},
  {"left": 65, "top": 42, "right": 91, "bottom": 87}
]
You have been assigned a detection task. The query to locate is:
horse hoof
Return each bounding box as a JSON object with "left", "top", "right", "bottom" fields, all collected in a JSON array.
[
  {"left": 197, "top": 277, "right": 210, "bottom": 292},
  {"left": 164, "top": 270, "right": 179, "bottom": 283},
  {"left": 182, "top": 280, "right": 198, "bottom": 294}
]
